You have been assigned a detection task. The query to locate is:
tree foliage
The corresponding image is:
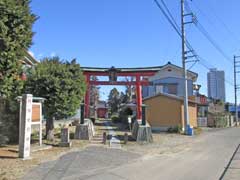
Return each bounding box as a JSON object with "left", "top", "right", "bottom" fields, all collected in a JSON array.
[
  {"left": 108, "top": 88, "right": 121, "bottom": 114},
  {"left": 0, "top": 0, "right": 36, "bottom": 145},
  {"left": 0, "top": 0, "right": 36, "bottom": 98},
  {"left": 89, "top": 76, "right": 99, "bottom": 118},
  {"left": 25, "top": 57, "right": 86, "bottom": 138}
]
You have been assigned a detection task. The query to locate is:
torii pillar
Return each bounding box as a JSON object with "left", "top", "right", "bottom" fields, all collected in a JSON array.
[{"left": 136, "top": 75, "right": 142, "bottom": 121}]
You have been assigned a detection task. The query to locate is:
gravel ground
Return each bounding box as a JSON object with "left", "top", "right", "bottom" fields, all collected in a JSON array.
[
  {"left": 124, "top": 132, "right": 198, "bottom": 156},
  {"left": 0, "top": 121, "right": 219, "bottom": 180},
  {"left": 0, "top": 140, "right": 88, "bottom": 180},
  {"left": 23, "top": 146, "right": 140, "bottom": 180}
]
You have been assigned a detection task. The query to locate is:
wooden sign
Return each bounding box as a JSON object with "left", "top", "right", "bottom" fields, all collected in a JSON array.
[{"left": 32, "top": 103, "right": 41, "bottom": 123}]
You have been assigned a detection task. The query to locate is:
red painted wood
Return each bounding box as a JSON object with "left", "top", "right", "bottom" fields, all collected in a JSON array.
[
  {"left": 82, "top": 68, "right": 152, "bottom": 121},
  {"left": 136, "top": 75, "right": 142, "bottom": 120},
  {"left": 88, "top": 81, "right": 150, "bottom": 86},
  {"left": 83, "top": 71, "right": 156, "bottom": 77}
]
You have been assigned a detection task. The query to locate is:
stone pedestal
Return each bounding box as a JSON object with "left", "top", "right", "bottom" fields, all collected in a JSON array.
[
  {"left": 132, "top": 120, "right": 153, "bottom": 143},
  {"left": 59, "top": 128, "right": 72, "bottom": 147},
  {"left": 74, "top": 119, "right": 95, "bottom": 140}
]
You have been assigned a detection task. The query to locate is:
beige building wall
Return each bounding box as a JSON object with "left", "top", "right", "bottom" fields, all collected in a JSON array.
[
  {"left": 144, "top": 94, "right": 197, "bottom": 129},
  {"left": 181, "top": 103, "right": 197, "bottom": 128}
]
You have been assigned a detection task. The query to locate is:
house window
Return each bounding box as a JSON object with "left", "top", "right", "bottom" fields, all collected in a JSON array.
[
  {"left": 156, "top": 85, "right": 163, "bottom": 94},
  {"left": 155, "top": 84, "right": 177, "bottom": 95},
  {"left": 166, "top": 84, "right": 177, "bottom": 95}
]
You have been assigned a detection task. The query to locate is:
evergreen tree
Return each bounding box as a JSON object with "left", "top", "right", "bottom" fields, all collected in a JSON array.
[
  {"left": 25, "top": 57, "right": 86, "bottom": 140},
  {"left": 0, "top": 0, "right": 36, "bottom": 145},
  {"left": 108, "top": 88, "right": 121, "bottom": 114},
  {"left": 0, "top": 0, "right": 36, "bottom": 97}
]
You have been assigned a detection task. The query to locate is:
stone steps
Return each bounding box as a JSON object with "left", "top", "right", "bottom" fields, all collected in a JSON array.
[{"left": 90, "top": 133, "right": 103, "bottom": 145}]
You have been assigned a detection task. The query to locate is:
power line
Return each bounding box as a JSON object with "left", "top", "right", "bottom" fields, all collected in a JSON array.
[
  {"left": 154, "top": 0, "right": 198, "bottom": 66},
  {"left": 159, "top": 0, "right": 180, "bottom": 29},
  {"left": 185, "top": 1, "right": 234, "bottom": 65},
  {"left": 194, "top": 0, "right": 240, "bottom": 53},
  {"left": 206, "top": 1, "right": 240, "bottom": 47},
  {"left": 195, "top": 21, "right": 233, "bottom": 64},
  {"left": 185, "top": 2, "right": 234, "bottom": 65},
  {"left": 153, "top": 0, "right": 182, "bottom": 37},
  {"left": 153, "top": 0, "right": 234, "bottom": 87}
]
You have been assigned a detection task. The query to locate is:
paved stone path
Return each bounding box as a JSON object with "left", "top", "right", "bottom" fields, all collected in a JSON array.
[
  {"left": 104, "top": 121, "right": 121, "bottom": 149},
  {"left": 23, "top": 146, "right": 139, "bottom": 180}
]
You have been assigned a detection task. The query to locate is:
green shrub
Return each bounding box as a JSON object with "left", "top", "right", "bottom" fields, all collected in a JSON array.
[
  {"left": 209, "top": 112, "right": 229, "bottom": 128},
  {"left": 111, "top": 115, "right": 121, "bottom": 123},
  {"left": 167, "top": 125, "right": 181, "bottom": 133},
  {"left": 194, "top": 127, "right": 202, "bottom": 135},
  {"left": 125, "top": 107, "right": 133, "bottom": 116},
  {"left": 215, "top": 116, "right": 228, "bottom": 127},
  {"left": 0, "top": 98, "right": 19, "bottom": 145}
]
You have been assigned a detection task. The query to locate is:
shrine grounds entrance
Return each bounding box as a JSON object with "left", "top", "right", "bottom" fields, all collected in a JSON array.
[{"left": 81, "top": 66, "right": 162, "bottom": 123}]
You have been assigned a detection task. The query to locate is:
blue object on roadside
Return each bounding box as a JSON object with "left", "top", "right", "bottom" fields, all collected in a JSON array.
[{"left": 187, "top": 125, "right": 194, "bottom": 136}]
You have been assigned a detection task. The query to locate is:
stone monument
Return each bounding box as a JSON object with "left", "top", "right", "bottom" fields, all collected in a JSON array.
[
  {"left": 59, "top": 128, "right": 72, "bottom": 147},
  {"left": 19, "top": 94, "right": 33, "bottom": 159},
  {"left": 74, "top": 103, "right": 95, "bottom": 140}
]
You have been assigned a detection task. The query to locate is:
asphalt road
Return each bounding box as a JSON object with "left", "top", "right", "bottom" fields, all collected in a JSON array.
[{"left": 23, "top": 127, "right": 240, "bottom": 180}]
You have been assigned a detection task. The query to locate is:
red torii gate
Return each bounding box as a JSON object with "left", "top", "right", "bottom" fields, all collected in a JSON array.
[{"left": 81, "top": 66, "right": 162, "bottom": 121}]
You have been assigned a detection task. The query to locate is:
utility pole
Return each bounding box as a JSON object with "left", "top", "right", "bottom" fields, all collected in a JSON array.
[
  {"left": 181, "top": 0, "right": 189, "bottom": 134},
  {"left": 181, "top": 0, "right": 197, "bottom": 134},
  {"left": 234, "top": 55, "right": 240, "bottom": 125}
]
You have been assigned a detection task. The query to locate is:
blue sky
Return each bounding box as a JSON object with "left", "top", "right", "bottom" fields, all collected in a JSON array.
[{"left": 29, "top": 0, "right": 240, "bottom": 102}]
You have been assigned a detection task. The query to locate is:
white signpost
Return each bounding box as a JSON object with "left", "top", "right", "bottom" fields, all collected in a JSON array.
[{"left": 19, "top": 94, "right": 33, "bottom": 159}]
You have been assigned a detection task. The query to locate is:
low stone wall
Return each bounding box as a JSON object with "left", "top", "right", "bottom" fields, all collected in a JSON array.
[{"left": 207, "top": 114, "right": 235, "bottom": 127}]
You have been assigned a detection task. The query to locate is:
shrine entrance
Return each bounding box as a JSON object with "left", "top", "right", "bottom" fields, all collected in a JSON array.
[{"left": 81, "top": 66, "right": 161, "bottom": 123}]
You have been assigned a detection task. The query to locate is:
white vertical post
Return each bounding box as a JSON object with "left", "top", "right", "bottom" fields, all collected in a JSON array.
[
  {"left": 39, "top": 103, "right": 42, "bottom": 146},
  {"left": 19, "top": 94, "right": 33, "bottom": 159},
  {"left": 18, "top": 100, "right": 22, "bottom": 145}
]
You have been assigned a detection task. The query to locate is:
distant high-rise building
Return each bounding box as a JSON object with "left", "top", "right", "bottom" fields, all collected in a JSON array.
[{"left": 207, "top": 68, "right": 225, "bottom": 102}]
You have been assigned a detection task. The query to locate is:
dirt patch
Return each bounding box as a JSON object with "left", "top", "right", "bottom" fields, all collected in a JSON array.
[
  {"left": 123, "top": 132, "right": 201, "bottom": 156},
  {"left": 0, "top": 140, "right": 88, "bottom": 180}
]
